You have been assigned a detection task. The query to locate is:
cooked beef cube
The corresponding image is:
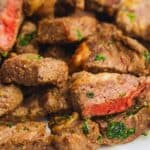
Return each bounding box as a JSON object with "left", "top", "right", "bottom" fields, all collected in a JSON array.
[
  {"left": 50, "top": 112, "right": 99, "bottom": 149},
  {"left": 0, "top": 0, "right": 23, "bottom": 52},
  {"left": 24, "top": 0, "right": 56, "bottom": 18},
  {"left": 71, "top": 23, "right": 149, "bottom": 75},
  {"left": 85, "top": 0, "right": 121, "bottom": 15},
  {"left": 16, "top": 22, "right": 39, "bottom": 54},
  {"left": 0, "top": 121, "right": 52, "bottom": 149},
  {"left": 1, "top": 94, "right": 47, "bottom": 122},
  {"left": 0, "top": 84, "right": 23, "bottom": 117},
  {"left": 38, "top": 15, "right": 97, "bottom": 44},
  {"left": 70, "top": 71, "right": 147, "bottom": 117},
  {"left": 52, "top": 133, "right": 99, "bottom": 150},
  {"left": 116, "top": 0, "right": 150, "bottom": 41},
  {"left": 41, "top": 87, "right": 70, "bottom": 114},
  {"left": 96, "top": 107, "right": 149, "bottom": 145},
  {"left": 1, "top": 53, "right": 68, "bottom": 87}
]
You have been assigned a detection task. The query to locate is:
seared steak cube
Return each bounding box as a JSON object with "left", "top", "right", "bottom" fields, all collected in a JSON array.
[
  {"left": 1, "top": 53, "right": 68, "bottom": 87},
  {"left": 70, "top": 71, "right": 146, "bottom": 117},
  {"left": 38, "top": 15, "right": 97, "bottom": 44}
]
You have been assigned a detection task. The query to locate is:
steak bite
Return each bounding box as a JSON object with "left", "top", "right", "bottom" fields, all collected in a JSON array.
[
  {"left": 71, "top": 23, "right": 149, "bottom": 75},
  {"left": 0, "top": 84, "right": 23, "bottom": 117},
  {"left": 96, "top": 107, "right": 149, "bottom": 145},
  {"left": 0, "top": 0, "right": 23, "bottom": 52},
  {"left": 116, "top": 0, "right": 150, "bottom": 41},
  {"left": 70, "top": 71, "right": 146, "bottom": 117},
  {"left": 1, "top": 53, "right": 68, "bottom": 87},
  {"left": 38, "top": 15, "right": 97, "bottom": 44},
  {"left": 0, "top": 121, "right": 52, "bottom": 149}
]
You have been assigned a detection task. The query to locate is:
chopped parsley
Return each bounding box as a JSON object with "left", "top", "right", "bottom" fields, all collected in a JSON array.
[
  {"left": 142, "top": 132, "right": 148, "bottom": 136},
  {"left": 95, "top": 54, "right": 106, "bottom": 61},
  {"left": 1, "top": 52, "right": 8, "bottom": 58},
  {"left": 19, "top": 31, "right": 36, "bottom": 46},
  {"left": 6, "top": 122, "right": 14, "bottom": 128},
  {"left": 126, "top": 105, "right": 144, "bottom": 116},
  {"left": 27, "top": 55, "right": 43, "bottom": 61},
  {"left": 144, "top": 51, "right": 150, "bottom": 62},
  {"left": 119, "top": 92, "right": 126, "bottom": 97},
  {"left": 76, "top": 29, "right": 83, "bottom": 41},
  {"left": 82, "top": 119, "right": 89, "bottom": 135},
  {"left": 127, "top": 12, "right": 136, "bottom": 22},
  {"left": 86, "top": 92, "right": 94, "bottom": 99},
  {"left": 97, "top": 134, "right": 103, "bottom": 144},
  {"left": 106, "top": 121, "right": 135, "bottom": 139}
]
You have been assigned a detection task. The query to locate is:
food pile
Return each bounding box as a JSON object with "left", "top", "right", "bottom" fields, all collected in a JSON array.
[{"left": 0, "top": 0, "right": 149, "bottom": 149}]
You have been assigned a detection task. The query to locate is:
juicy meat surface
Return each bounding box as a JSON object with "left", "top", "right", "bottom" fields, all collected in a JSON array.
[
  {"left": 71, "top": 23, "right": 149, "bottom": 75},
  {"left": 50, "top": 112, "right": 100, "bottom": 150},
  {"left": 41, "top": 87, "right": 70, "bottom": 114},
  {"left": 70, "top": 71, "right": 146, "bottom": 117},
  {"left": 96, "top": 107, "right": 149, "bottom": 145},
  {"left": 0, "top": 0, "right": 23, "bottom": 52},
  {"left": 0, "top": 121, "right": 52, "bottom": 149},
  {"left": 0, "top": 84, "right": 23, "bottom": 117},
  {"left": 116, "top": 0, "right": 150, "bottom": 41},
  {"left": 38, "top": 15, "right": 97, "bottom": 44},
  {"left": 1, "top": 53, "right": 69, "bottom": 87}
]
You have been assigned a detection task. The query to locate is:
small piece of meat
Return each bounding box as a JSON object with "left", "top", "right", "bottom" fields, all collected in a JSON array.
[
  {"left": 0, "top": 121, "right": 52, "bottom": 150},
  {"left": 50, "top": 112, "right": 100, "bottom": 150},
  {"left": 116, "top": 0, "right": 150, "bottom": 41},
  {"left": 41, "top": 87, "right": 70, "bottom": 114},
  {"left": 0, "top": 0, "right": 23, "bottom": 52},
  {"left": 16, "top": 22, "right": 39, "bottom": 54},
  {"left": 71, "top": 23, "right": 149, "bottom": 75},
  {"left": 70, "top": 71, "right": 146, "bottom": 117},
  {"left": 85, "top": 0, "right": 121, "bottom": 15},
  {"left": 96, "top": 107, "right": 149, "bottom": 145},
  {"left": 1, "top": 94, "right": 47, "bottom": 122},
  {"left": 38, "top": 15, "right": 98, "bottom": 44},
  {"left": 0, "top": 84, "right": 23, "bottom": 117},
  {"left": 1, "top": 53, "right": 68, "bottom": 87},
  {"left": 52, "top": 133, "right": 99, "bottom": 150}
]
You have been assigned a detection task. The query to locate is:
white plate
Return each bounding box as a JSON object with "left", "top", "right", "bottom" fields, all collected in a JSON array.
[{"left": 101, "top": 132, "right": 150, "bottom": 150}]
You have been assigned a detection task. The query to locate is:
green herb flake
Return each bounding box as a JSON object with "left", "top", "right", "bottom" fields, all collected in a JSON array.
[
  {"left": 86, "top": 92, "right": 94, "bottom": 99},
  {"left": 76, "top": 29, "right": 83, "bottom": 41},
  {"left": 1, "top": 52, "right": 8, "bottom": 58},
  {"left": 23, "top": 127, "right": 30, "bottom": 131},
  {"left": 97, "top": 134, "right": 103, "bottom": 144},
  {"left": 6, "top": 122, "right": 14, "bottom": 128},
  {"left": 106, "top": 121, "right": 135, "bottom": 139},
  {"left": 142, "top": 132, "right": 148, "bottom": 136},
  {"left": 119, "top": 92, "right": 126, "bottom": 97},
  {"left": 19, "top": 31, "right": 36, "bottom": 46},
  {"left": 95, "top": 54, "right": 106, "bottom": 61},
  {"left": 82, "top": 119, "right": 89, "bottom": 135},
  {"left": 27, "top": 55, "right": 43, "bottom": 61},
  {"left": 127, "top": 12, "right": 136, "bottom": 22},
  {"left": 144, "top": 51, "right": 150, "bottom": 62},
  {"left": 126, "top": 105, "right": 144, "bottom": 116}
]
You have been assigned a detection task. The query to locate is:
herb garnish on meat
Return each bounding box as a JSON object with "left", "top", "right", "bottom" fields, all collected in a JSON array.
[
  {"left": 127, "top": 12, "right": 136, "bottom": 22},
  {"left": 1, "top": 52, "right": 8, "bottom": 58},
  {"left": 144, "top": 51, "right": 150, "bottom": 62},
  {"left": 86, "top": 92, "right": 94, "bottom": 98},
  {"left": 106, "top": 121, "right": 135, "bottom": 139},
  {"left": 82, "top": 119, "right": 89, "bottom": 135},
  {"left": 77, "top": 29, "right": 83, "bottom": 41},
  {"left": 95, "top": 54, "right": 106, "bottom": 61},
  {"left": 19, "top": 31, "right": 36, "bottom": 46}
]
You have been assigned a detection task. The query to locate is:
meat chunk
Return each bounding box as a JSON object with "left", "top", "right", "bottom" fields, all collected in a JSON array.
[
  {"left": 1, "top": 53, "right": 68, "bottom": 87},
  {"left": 96, "top": 107, "right": 149, "bottom": 145},
  {"left": 41, "top": 87, "right": 70, "bottom": 114},
  {"left": 71, "top": 23, "right": 149, "bottom": 75},
  {"left": 38, "top": 15, "right": 97, "bottom": 44},
  {"left": 0, "top": 121, "right": 52, "bottom": 149},
  {"left": 0, "top": 0, "right": 23, "bottom": 52},
  {"left": 70, "top": 71, "right": 146, "bottom": 117},
  {"left": 16, "top": 22, "right": 39, "bottom": 54},
  {"left": 0, "top": 84, "right": 23, "bottom": 117},
  {"left": 116, "top": 0, "right": 150, "bottom": 41},
  {"left": 49, "top": 112, "right": 100, "bottom": 150}
]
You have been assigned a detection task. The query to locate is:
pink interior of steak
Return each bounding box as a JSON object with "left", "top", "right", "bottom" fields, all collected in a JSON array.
[
  {"left": 0, "top": 0, "right": 22, "bottom": 51},
  {"left": 83, "top": 84, "right": 145, "bottom": 117}
]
